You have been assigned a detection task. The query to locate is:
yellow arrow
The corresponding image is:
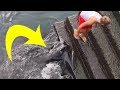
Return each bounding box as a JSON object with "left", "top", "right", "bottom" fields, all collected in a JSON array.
[{"left": 5, "top": 24, "right": 46, "bottom": 61}]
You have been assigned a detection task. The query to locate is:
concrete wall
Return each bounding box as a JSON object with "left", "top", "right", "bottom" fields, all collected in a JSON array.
[{"left": 53, "top": 11, "right": 120, "bottom": 79}]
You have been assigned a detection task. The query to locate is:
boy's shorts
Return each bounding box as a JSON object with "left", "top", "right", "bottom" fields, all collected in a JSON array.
[{"left": 78, "top": 16, "right": 92, "bottom": 30}]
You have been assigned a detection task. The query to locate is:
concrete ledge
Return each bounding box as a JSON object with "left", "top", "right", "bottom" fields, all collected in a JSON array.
[
  {"left": 54, "top": 21, "right": 87, "bottom": 79},
  {"left": 66, "top": 15, "right": 107, "bottom": 79},
  {"left": 53, "top": 11, "right": 120, "bottom": 79}
]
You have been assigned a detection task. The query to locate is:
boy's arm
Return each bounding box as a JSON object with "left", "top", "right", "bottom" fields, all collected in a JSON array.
[{"left": 77, "top": 17, "right": 96, "bottom": 31}]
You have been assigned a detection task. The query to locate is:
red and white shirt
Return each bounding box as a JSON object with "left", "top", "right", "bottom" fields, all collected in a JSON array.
[{"left": 78, "top": 11, "right": 102, "bottom": 29}]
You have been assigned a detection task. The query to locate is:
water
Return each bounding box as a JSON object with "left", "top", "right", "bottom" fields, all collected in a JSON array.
[
  {"left": 12, "top": 11, "right": 77, "bottom": 37},
  {"left": 0, "top": 11, "right": 77, "bottom": 64}
]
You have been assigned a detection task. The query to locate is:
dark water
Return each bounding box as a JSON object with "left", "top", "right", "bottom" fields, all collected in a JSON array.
[
  {"left": 0, "top": 11, "right": 77, "bottom": 63},
  {"left": 12, "top": 11, "right": 77, "bottom": 37}
]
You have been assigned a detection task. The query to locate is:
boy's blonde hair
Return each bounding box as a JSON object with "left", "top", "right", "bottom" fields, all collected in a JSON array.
[{"left": 100, "top": 16, "right": 111, "bottom": 25}]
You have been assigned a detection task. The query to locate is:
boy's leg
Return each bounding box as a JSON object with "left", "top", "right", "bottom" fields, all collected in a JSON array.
[
  {"left": 79, "top": 33, "right": 87, "bottom": 43},
  {"left": 79, "top": 29, "right": 87, "bottom": 43},
  {"left": 74, "top": 28, "right": 88, "bottom": 43},
  {"left": 74, "top": 29, "right": 79, "bottom": 39},
  {"left": 80, "top": 28, "right": 92, "bottom": 43},
  {"left": 74, "top": 28, "right": 87, "bottom": 39}
]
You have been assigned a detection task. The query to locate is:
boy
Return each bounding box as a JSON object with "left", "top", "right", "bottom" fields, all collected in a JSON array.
[{"left": 74, "top": 11, "right": 111, "bottom": 43}]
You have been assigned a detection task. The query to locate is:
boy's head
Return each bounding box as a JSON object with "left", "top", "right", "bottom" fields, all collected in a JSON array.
[{"left": 100, "top": 16, "right": 111, "bottom": 25}]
